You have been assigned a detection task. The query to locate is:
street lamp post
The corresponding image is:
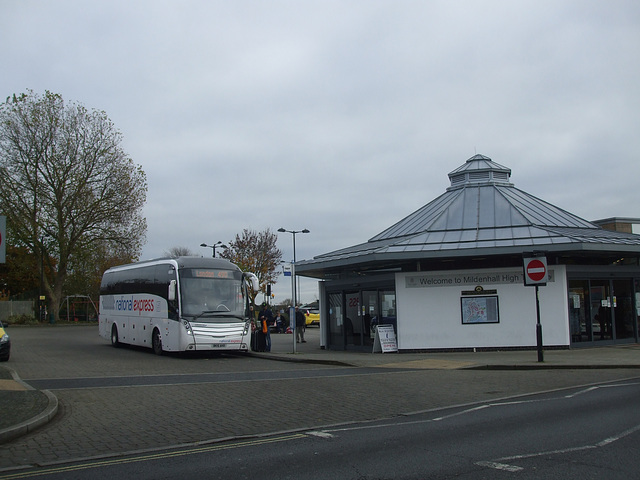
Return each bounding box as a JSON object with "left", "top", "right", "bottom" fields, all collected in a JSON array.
[
  {"left": 277, "top": 227, "right": 310, "bottom": 353},
  {"left": 200, "top": 241, "right": 227, "bottom": 258}
]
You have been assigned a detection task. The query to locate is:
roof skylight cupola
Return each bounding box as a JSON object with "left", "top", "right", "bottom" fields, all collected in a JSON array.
[{"left": 447, "top": 154, "right": 513, "bottom": 190}]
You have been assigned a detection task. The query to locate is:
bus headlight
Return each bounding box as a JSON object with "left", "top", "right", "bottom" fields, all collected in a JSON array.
[
  {"left": 244, "top": 321, "right": 250, "bottom": 335},
  {"left": 182, "top": 319, "right": 192, "bottom": 335}
]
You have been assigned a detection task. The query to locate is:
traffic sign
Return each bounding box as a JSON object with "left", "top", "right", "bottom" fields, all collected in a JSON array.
[
  {"left": 282, "top": 264, "right": 292, "bottom": 277},
  {"left": 523, "top": 256, "right": 547, "bottom": 286}
]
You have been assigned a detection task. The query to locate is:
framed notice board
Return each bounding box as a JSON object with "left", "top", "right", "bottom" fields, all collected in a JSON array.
[{"left": 461, "top": 296, "right": 499, "bottom": 324}]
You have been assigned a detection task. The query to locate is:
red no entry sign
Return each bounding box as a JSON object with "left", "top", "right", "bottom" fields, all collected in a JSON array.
[{"left": 523, "top": 256, "right": 547, "bottom": 285}]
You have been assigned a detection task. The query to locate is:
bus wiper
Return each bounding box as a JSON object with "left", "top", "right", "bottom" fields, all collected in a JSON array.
[
  {"left": 192, "top": 311, "right": 245, "bottom": 321},
  {"left": 192, "top": 310, "right": 218, "bottom": 320}
]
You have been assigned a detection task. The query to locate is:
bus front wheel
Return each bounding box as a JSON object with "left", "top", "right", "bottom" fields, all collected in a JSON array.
[
  {"left": 111, "top": 325, "right": 120, "bottom": 347},
  {"left": 152, "top": 329, "right": 163, "bottom": 356}
]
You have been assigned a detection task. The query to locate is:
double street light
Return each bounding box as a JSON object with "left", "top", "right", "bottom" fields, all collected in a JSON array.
[
  {"left": 200, "top": 241, "right": 227, "bottom": 258},
  {"left": 277, "top": 227, "right": 310, "bottom": 353}
]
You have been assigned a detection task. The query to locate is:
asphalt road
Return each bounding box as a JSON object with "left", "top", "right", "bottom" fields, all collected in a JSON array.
[
  {"left": 4, "top": 379, "right": 639, "bottom": 480},
  {"left": 1, "top": 325, "right": 639, "bottom": 478}
]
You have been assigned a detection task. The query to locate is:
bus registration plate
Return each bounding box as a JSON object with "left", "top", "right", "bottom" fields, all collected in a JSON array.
[{"left": 212, "top": 344, "right": 226, "bottom": 348}]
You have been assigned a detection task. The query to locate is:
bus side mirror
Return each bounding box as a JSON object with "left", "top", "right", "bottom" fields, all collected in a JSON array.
[
  {"left": 244, "top": 273, "right": 260, "bottom": 293},
  {"left": 168, "top": 280, "right": 177, "bottom": 301}
]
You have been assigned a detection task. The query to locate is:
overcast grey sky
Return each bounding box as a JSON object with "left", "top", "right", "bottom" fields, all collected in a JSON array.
[{"left": 2, "top": 0, "right": 639, "bottom": 303}]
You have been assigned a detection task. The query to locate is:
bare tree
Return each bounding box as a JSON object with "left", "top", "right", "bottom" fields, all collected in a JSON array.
[
  {"left": 0, "top": 91, "right": 147, "bottom": 321},
  {"left": 163, "top": 246, "right": 196, "bottom": 257},
  {"left": 220, "top": 228, "right": 282, "bottom": 306}
]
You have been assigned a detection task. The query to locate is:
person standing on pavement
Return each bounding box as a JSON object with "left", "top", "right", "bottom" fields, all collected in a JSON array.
[
  {"left": 295, "top": 306, "right": 306, "bottom": 343},
  {"left": 259, "top": 304, "right": 273, "bottom": 351},
  {"left": 274, "top": 311, "right": 284, "bottom": 333}
]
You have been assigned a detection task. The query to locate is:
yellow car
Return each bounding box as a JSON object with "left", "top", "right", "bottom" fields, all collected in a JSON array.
[
  {"left": 303, "top": 308, "right": 320, "bottom": 326},
  {"left": 0, "top": 320, "right": 10, "bottom": 362}
]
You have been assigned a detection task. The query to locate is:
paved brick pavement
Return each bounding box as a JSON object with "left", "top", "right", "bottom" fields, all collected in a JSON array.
[{"left": 1, "top": 325, "right": 639, "bottom": 472}]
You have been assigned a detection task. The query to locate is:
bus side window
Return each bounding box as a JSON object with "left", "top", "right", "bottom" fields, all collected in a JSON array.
[
  {"left": 154, "top": 265, "right": 178, "bottom": 320},
  {"left": 168, "top": 280, "right": 176, "bottom": 302}
]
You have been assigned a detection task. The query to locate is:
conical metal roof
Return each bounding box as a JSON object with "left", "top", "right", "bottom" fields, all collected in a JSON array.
[
  {"left": 371, "top": 155, "right": 596, "bottom": 242},
  {"left": 296, "top": 154, "right": 640, "bottom": 275}
]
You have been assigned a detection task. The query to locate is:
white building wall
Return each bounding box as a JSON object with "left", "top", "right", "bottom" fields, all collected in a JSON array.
[{"left": 395, "top": 266, "right": 569, "bottom": 350}]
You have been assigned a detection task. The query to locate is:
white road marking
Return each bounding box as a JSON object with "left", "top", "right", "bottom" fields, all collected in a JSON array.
[
  {"left": 565, "top": 382, "right": 640, "bottom": 399},
  {"left": 597, "top": 423, "right": 640, "bottom": 447},
  {"left": 475, "top": 461, "right": 523, "bottom": 472},
  {"left": 432, "top": 404, "right": 490, "bottom": 422},
  {"left": 484, "top": 422, "right": 640, "bottom": 465},
  {"left": 307, "top": 431, "right": 334, "bottom": 439}
]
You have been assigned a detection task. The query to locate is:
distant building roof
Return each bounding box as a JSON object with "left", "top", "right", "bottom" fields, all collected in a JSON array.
[
  {"left": 592, "top": 217, "right": 640, "bottom": 235},
  {"left": 297, "top": 155, "right": 640, "bottom": 278}
]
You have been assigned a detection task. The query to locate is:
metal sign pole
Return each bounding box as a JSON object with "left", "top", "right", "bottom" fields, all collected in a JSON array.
[
  {"left": 535, "top": 284, "right": 543, "bottom": 362},
  {"left": 291, "top": 261, "right": 296, "bottom": 354},
  {"left": 277, "top": 227, "right": 309, "bottom": 354}
]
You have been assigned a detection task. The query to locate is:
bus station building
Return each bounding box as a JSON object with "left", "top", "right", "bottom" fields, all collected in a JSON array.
[{"left": 295, "top": 154, "right": 640, "bottom": 352}]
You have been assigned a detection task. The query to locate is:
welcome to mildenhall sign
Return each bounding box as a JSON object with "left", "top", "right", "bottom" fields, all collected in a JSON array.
[{"left": 405, "top": 269, "right": 554, "bottom": 288}]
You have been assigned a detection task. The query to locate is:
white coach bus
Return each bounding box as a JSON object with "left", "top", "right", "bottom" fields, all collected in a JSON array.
[{"left": 99, "top": 256, "right": 259, "bottom": 354}]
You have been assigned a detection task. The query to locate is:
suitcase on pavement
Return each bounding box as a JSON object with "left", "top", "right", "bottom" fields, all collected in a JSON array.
[{"left": 252, "top": 331, "right": 266, "bottom": 352}]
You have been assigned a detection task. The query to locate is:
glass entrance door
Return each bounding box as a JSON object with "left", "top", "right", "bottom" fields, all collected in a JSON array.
[
  {"left": 328, "top": 292, "right": 344, "bottom": 349},
  {"left": 571, "top": 278, "right": 637, "bottom": 344},
  {"left": 590, "top": 280, "right": 612, "bottom": 341},
  {"left": 379, "top": 290, "right": 397, "bottom": 333},
  {"left": 361, "top": 291, "right": 378, "bottom": 347},
  {"left": 613, "top": 279, "right": 635, "bottom": 341},
  {"left": 568, "top": 280, "right": 589, "bottom": 342},
  {"left": 325, "top": 283, "right": 396, "bottom": 350},
  {"left": 345, "top": 292, "right": 360, "bottom": 347}
]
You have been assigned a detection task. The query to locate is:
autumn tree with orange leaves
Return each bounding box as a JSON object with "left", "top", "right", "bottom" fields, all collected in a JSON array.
[{"left": 220, "top": 228, "right": 282, "bottom": 306}]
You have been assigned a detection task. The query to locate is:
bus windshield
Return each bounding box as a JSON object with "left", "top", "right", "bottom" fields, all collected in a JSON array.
[{"left": 179, "top": 268, "right": 244, "bottom": 320}]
